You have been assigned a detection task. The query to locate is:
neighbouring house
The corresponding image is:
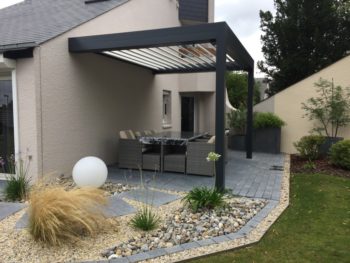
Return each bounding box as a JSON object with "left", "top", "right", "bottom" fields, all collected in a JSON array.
[
  {"left": 0, "top": 0, "right": 252, "bottom": 184},
  {"left": 254, "top": 55, "right": 350, "bottom": 153}
]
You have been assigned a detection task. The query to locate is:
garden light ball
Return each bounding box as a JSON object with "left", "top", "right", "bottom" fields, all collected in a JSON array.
[{"left": 72, "top": 157, "right": 108, "bottom": 188}]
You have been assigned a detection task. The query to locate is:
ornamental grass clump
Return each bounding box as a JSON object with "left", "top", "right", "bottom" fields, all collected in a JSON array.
[
  {"left": 3, "top": 157, "right": 31, "bottom": 202},
  {"left": 29, "top": 186, "right": 108, "bottom": 246},
  {"left": 130, "top": 206, "right": 160, "bottom": 231},
  {"left": 182, "top": 187, "right": 226, "bottom": 212}
]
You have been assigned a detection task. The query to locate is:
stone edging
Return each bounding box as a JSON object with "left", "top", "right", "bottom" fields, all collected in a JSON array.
[{"left": 82, "top": 154, "right": 291, "bottom": 263}]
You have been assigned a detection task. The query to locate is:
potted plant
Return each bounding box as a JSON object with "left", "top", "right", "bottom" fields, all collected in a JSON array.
[
  {"left": 227, "top": 107, "right": 246, "bottom": 151},
  {"left": 302, "top": 78, "right": 350, "bottom": 155},
  {"left": 253, "top": 112, "right": 285, "bottom": 154}
]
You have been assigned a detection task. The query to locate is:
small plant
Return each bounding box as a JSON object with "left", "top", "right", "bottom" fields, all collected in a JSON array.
[
  {"left": 294, "top": 135, "right": 326, "bottom": 161},
  {"left": 302, "top": 78, "right": 350, "bottom": 138},
  {"left": 4, "top": 157, "right": 30, "bottom": 201},
  {"left": 253, "top": 112, "right": 285, "bottom": 129},
  {"left": 227, "top": 107, "right": 247, "bottom": 135},
  {"left": 131, "top": 206, "right": 160, "bottom": 231},
  {"left": 330, "top": 140, "right": 350, "bottom": 170},
  {"left": 182, "top": 187, "right": 226, "bottom": 212},
  {"left": 29, "top": 186, "right": 107, "bottom": 246},
  {"left": 303, "top": 161, "right": 316, "bottom": 170}
]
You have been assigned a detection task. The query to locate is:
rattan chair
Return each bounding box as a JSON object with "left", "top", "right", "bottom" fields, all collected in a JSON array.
[
  {"left": 118, "top": 130, "right": 142, "bottom": 169},
  {"left": 186, "top": 140, "right": 215, "bottom": 176},
  {"left": 163, "top": 145, "right": 186, "bottom": 173}
]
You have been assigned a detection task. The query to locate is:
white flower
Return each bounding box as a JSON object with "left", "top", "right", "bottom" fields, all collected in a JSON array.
[{"left": 206, "top": 152, "right": 221, "bottom": 162}]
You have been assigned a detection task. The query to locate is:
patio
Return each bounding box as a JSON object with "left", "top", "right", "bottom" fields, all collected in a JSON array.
[{"left": 109, "top": 150, "right": 285, "bottom": 201}]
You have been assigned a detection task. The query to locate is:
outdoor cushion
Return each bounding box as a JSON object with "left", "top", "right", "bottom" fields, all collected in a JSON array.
[
  {"left": 119, "top": 130, "right": 128, "bottom": 139},
  {"left": 208, "top": 136, "right": 216, "bottom": 144},
  {"left": 126, "top": 130, "right": 136, "bottom": 140}
]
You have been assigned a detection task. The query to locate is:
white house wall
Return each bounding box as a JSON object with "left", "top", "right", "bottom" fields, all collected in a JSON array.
[{"left": 15, "top": 0, "right": 216, "bottom": 178}]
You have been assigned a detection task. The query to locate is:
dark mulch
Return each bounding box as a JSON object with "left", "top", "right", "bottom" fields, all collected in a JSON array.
[{"left": 290, "top": 154, "right": 350, "bottom": 178}]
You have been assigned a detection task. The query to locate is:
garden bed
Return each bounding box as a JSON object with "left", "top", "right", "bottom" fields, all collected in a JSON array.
[
  {"left": 0, "top": 182, "right": 267, "bottom": 263},
  {"left": 290, "top": 155, "right": 350, "bottom": 178}
]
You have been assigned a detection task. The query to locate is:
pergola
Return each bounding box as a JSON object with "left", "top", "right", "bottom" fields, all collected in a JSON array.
[{"left": 68, "top": 22, "right": 254, "bottom": 191}]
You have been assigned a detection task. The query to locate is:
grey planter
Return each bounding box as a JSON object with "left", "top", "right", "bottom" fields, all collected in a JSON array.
[
  {"left": 228, "top": 134, "right": 246, "bottom": 151},
  {"left": 319, "top": 137, "right": 343, "bottom": 156},
  {"left": 253, "top": 127, "right": 281, "bottom": 154}
]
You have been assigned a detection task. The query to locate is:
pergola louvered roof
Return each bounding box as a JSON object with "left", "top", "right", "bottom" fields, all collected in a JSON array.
[{"left": 69, "top": 22, "right": 254, "bottom": 74}]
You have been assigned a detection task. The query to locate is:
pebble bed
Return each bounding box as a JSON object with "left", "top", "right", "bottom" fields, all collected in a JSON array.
[{"left": 102, "top": 197, "right": 267, "bottom": 259}]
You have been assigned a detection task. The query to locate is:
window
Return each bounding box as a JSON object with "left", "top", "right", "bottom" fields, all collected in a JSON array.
[{"left": 162, "top": 90, "right": 172, "bottom": 127}]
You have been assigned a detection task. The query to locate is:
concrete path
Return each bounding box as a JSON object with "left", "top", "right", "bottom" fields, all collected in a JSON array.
[{"left": 108, "top": 151, "right": 285, "bottom": 201}]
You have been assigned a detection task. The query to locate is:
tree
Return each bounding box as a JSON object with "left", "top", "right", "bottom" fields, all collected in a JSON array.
[
  {"left": 226, "top": 72, "right": 261, "bottom": 109},
  {"left": 302, "top": 78, "right": 350, "bottom": 138},
  {"left": 259, "top": 0, "right": 350, "bottom": 95}
]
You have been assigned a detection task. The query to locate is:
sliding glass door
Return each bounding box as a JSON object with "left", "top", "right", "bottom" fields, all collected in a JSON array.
[{"left": 0, "top": 76, "right": 14, "bottom": 172}]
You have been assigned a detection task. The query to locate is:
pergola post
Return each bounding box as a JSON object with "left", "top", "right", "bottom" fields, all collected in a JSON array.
[
  {"left": 214, "top": 35, "right": 227, "bottom": 191},
  {"left": 246, "top": 67, "right": 254, "bottom": 159}
]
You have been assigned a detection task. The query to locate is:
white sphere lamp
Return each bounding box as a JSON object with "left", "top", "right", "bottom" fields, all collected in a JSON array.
[{"left": 72, "top": 157, "right": 108, "bottom": 188}]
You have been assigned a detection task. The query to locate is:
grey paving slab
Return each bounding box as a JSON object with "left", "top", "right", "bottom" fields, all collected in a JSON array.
[
  {"left": 109, "top": 151, "right": 285, "bottom": 201},
  {"left": 127, "top": 252, "right": 152, "bottom": 263},
  {"left": 226, "top": 232, "right": 244, "bottom": 240},
  {"left": 119, "top": 189, "right": 180, "bottom": 207},
  {"left": 110, "top": 257, "right": 130, "bottom": 263},
  {"left": 15, "top": 211, "right": 28, "bottom": 229},
  {"left": 196, "top": 238, "right": 216, "bottom": 246},
  {"left": 212, "top": 235, "right": 231, "bottom": 243},
  {"left": 146, "top": 248, "right": 167, "bottom": 258},
  {"left": 180, "top": 241, "right": 200, "bottom": 250},
  {"left": 164, "top": 245, "right": 184, "bottom": 254},
  {"left": 0, "top": 202, "right": 26, "bottom": 221},
  {"left": 104, "top": 196, "right": 137, "bottom": 217}
]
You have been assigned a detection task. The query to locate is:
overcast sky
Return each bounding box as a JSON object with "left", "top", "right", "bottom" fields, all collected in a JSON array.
[{"left": 0, "top": 0, "right": 276, "bottom": 76}]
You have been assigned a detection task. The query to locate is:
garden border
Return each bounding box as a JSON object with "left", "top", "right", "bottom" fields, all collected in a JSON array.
[{"left": 81, "top": 154, "right": 290, "bottom": 263}]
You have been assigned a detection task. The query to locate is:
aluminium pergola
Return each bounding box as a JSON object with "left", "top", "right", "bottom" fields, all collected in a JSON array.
[{"left": 68, "top": 22, "right": 254, "bottom": 191}]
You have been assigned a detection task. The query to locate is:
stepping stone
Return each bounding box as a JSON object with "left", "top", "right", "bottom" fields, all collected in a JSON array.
[
  {"left": 15, "top": 196, "right": 136, "bottom": 229},
  {"left": 16, "top": 211, "right": 29, "bottom": 229},
  {"left": 0, "top": 202, "right": 26, "bottom": 221},
  {"left": 104, "top": 196, "right": 137, "bottom": 217},
  {"left": 119, "top": 188, "right": 181, "bottom": 207}
]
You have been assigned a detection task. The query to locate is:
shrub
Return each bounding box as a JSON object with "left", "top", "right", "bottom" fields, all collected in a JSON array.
[
  {"left": 330, "top": 140, "right": 350, "bottom": 170},
  {"left": 29, "top": 187, "right": 107, "bottom": 246},
  {"left": 293, "top": 135, "right": 326, "bottom": 161},
  {"left": 131, "top": 206, "right": 160, "bottom": 231},
  {"left": 227, "top": 108, "right": 247, "bottom": 135},
  {"left": 253, "top": 112, "right": 285, "bottom": 129},
  {"left": 4, "top": 158, "right": 30, "bottom": 201},
  {"left": 302, "top": 78, "right": 350, "bottom": 138},
  {"left": 182, "top": 187, "right": 226, "bottom": 212}
]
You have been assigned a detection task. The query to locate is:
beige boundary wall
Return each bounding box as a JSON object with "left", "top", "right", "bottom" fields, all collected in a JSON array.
[
  {"left": 13, "top": 0, "right": 217, "bottom": 180},
  {"left": 254, "top": 55, "right": 350, "bottom": 153}
]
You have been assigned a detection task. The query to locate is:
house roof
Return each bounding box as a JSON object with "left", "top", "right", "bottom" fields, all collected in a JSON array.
[{"left": 0, "top": 0, "right": 129, "bottom": 51}]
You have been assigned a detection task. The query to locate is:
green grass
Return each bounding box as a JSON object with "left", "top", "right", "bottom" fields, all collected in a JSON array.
[{"left": 189, "top": 174, "right": 350, "bottom": 263}]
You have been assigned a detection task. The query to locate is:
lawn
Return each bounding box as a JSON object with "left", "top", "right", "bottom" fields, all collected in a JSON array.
[{"left": 189, "top": 173, "right": 350, "bottom": 263}]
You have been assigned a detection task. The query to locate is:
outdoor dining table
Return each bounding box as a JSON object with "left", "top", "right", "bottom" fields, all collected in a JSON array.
[{"left": 139, "top": 131, "right": 208, "bottom": 172}]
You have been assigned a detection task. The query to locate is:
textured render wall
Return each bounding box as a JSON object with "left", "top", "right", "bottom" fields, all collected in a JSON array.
[
  {"left": 37, "top": 0, "right": 183, "bottom": 176},
  {"left": 253, "top": 96, "right": 275, "bottom": 113},
  {"left": 254, "top": 55, "right": 350, "bottom": 153},
  {"left": 16, "top": 49, "right": 42, "bottom": 181}
]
